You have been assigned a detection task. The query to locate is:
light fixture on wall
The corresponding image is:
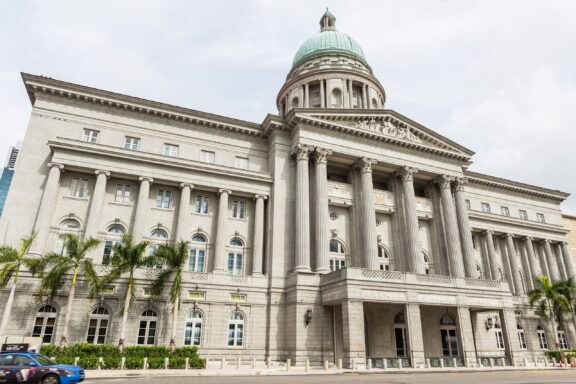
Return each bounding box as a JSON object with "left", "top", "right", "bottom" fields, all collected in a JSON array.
[
  {"left": 485, "top": 316, "right": 494, "bottom": 330},
  {"left": 305, "top": 309, "right": 313, "bottom": 326}
]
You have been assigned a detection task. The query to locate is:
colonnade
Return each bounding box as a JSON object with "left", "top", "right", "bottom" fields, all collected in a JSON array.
[{"left": 30, "top": 162, "right": 267, "bottom": 276}]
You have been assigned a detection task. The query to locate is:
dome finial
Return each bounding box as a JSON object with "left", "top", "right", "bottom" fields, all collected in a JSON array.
[{"left": 320, "top": 8, "right": 336, "bottom": 31}]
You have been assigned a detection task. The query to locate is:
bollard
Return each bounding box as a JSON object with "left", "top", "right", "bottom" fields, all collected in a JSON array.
[
  {"left": 324, "top": 360, "right": 329, "bottom": 371},
  {"left": 383, "top": 358, "right": 388, "bottom": 370},
  {"left": 221, "top": 358, "right": 226, "bottom": 369},
  {"left": 352, "top": 358, "right": 357, "bottom": 371},
  {"left": 121, "top": 357, "right": 126, "bottom": 370},
  {"left": 552, "top": 357, "right": 557, "bottom": 367},
  {"left": 477, "top": 357, "right": 482, "bottom": 368},
  {"left": 165, "top": 357, "right": 169, "bottom": 369},
  {"left": 500, "top": 357, "right": 505, "bottom": 367},
  {"left": 98, "top": 357, "right": 103, "bottom": 370},
  {"left": 563, "top": 357, "right": 568, "bottom": 368},
  {"left": 185, "top": 357, "right": 189, "bottom": 370},
  {"left": 266, "top": 357, "right": 271, "bottom": 369},
  {"left": 286, "top": 359, "right": 291, "bottom": 371},
  {"left": 523, "top": 357, "right": 528, "bottom": 367},
  {"left": 439, "top": 358, "right": 444, "bottom": 368},
  {"left": 252, "top": 357, "right": 256, "bottom": 369},
  {"left": 367, "top": 358, "right": 372, "bottom": 370},
  {"left": 143, "top": 357, "right": 148, "bottom": 370},
  {"left": 74, "top": 357, "right": 79, "bottom": 367},
  {"left": 571, "top": 357, "right": 575, "bottom": 368},
  {"left": 426, "top": 358, "right": 430, "bottom": 368},
  {"left": 398, "top": 358, "right": 403, "bottom": 370},
  {"left": 453, "top": 357, "right": 457, "bottom": 368},
  {"left": 305, "top": 358, "right": 309, "bottom": 372},
  {"left": 337, "top": 358, "right": 342, "bottom": 370},
  {"left": 489, "top": 357, "right": 494, "bottom": 367},
  {"left": 237, "top": 357, "right": 241, "bottom": 369}
]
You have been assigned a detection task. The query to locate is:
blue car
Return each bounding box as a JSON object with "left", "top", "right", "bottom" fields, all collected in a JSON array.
[{"left": 0, "top": 352, "right": 84, "bottom": 384}]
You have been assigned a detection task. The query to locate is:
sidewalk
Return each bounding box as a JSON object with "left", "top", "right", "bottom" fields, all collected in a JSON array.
[{"left": 84, "top": 365, "right": 571, "bottom": 380}]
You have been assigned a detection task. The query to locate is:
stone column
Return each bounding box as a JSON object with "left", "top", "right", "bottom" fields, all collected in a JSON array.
[
  {"left": 483, "top": 230, "right": 500, "bottom": 280},
  {"left": 175, "top": 183, "right": 193, "bottom": 241},
  {"left": 347, "top": 79, "right": 353, "bottom": 108},
  {"left": 395, "top": 166, "right": 423, "bottom": 274},
  {"left": 31, "top": 162, "right": 65, "bottom": 255},
  {"left": 499, "top": 308, "right": 522, "bottom": 366},
  {"left": 435, "top": 175, "right": 465, "bottom": 278},
  {"left": 555, "top": 243, "right": 568, "bottom": 281},
  {"left": 341, "top": 300, "right": 366, "bottom": 368},
  {"left": 543, "top": 240, "right": 561, "bottom": 281},
  {"left": 524, "top": 237, "right": 541, "bottom": 278},
  {"left": 293, "top": 144, "right": 312, "bottom": 272},
  {"left": 355, "top": 157, "right": 378, "bottom": 270},
  {"left": 320, "top": 80, "right": 325, "bottom": 108},
  {"left": 313, "top": 148, "right": 332, "bottom": 273},
  {"left": 406, "top": 304, "right": 425, "bottom": 368},
  {"left": 504, "top": 234, "right": 523, "bottom": 295},
  {"left": 453, "top": 178, "right": 476, "bottom": 278},
  {"left": 304, "top": 84, "right": 309, "bottom": 108},
  {"left": 561, "top": 242, "right": 575, "bottom": 280},
  {"left": 131, "top": 177, "right": 153, "bottom": 241},
  {"left": 252, "top": 194, "right": 267, "bottom": 276},
  {"left": 361, "top": 83, "right": 367, "bottom": 108},
  {"left": 456, "top": 307, "right": 477, "bottom": 367},
  {"left": 84, "top": 170, "right": 110, "bottom": 239},
  {"left": 213, "top": 189, "right": 231, "bottom": 273},
  {"left": 519, "top": 240, "right": 534, "bottom": 291}
]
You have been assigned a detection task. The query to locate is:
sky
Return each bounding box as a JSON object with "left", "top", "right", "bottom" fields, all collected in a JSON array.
[{"left": 1, "top": 0, "right": 575, "bottom": 212}]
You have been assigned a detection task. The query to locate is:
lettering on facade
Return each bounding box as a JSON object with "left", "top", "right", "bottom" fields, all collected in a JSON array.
[
  {"left": 362, "top": 289, "right": 406, "bottom": 302},
  {"left": 322, "top": 289, "right": 346, "bottom": 302},
  {"left": 417, "top": 293, "right": 457, "bottom": 305}
]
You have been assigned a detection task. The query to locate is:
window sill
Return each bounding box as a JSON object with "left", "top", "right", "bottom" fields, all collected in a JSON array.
[
  {"left": 192, "top": 212, "right": 211, "bottom": 216},
  {"left": 109, "top": 201, "right": 133, "bottom": 207},
  {"left": 151, "top": 207, "right": 174, "bottom": 212},
  {"left": 230, "top": 217, "right": 246, "bottom": 221},
  {"left": 63, "top": 196, "right": 89, "bottom": 201}
]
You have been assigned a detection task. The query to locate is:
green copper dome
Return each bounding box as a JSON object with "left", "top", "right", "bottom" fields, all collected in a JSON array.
[{"left": 292, "top": 10, "right": 367, "bottom": 68}]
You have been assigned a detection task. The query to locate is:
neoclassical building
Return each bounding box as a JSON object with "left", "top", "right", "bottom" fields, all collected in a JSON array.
[{"left": 0, "top": 11, "right": 574, "bottom": 368}]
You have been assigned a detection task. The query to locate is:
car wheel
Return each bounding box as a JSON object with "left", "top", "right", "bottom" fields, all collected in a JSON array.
[{"left": 42, "top": 374, "right": 60, "bottom": 384}]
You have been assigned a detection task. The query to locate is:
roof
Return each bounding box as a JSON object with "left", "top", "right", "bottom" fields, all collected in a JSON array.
[{"left": 292, "top": 31, "right": 367, "bottom": 68}]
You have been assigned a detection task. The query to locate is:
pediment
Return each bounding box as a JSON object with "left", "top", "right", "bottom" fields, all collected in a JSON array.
[{"left": 291, "top": 110, "right": 474, "bottom": 161}]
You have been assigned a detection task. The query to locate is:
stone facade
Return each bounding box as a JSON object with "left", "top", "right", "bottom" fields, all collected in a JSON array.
[{"left": 0, "top": 11, "right": 574, "bottom": 368}]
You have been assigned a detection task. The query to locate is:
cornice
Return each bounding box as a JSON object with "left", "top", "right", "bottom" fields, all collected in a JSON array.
[
  {"left": 48, "top": 138, "right": 273, "bottom": 185},
  {"left": 469, "top": 210, "right": 569, "bottom": 235},
  {"left": 465, "top": 170, "right": 570, "bottom": 202},
  {"left": 22, "top": 73, "right": 265, "bottom": 139}
]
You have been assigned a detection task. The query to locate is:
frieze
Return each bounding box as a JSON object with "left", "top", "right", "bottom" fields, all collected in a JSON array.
[
  {"left": 352, "top": 118, "right": 422, "bottom": 144},
  {"left": 362, "top": 289, "right": 407, "bottom": 302}
]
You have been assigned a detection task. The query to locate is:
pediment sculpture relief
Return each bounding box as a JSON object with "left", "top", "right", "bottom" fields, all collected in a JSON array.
[{"left": 352, "top": 118, "right": 422, "bottom": 144}]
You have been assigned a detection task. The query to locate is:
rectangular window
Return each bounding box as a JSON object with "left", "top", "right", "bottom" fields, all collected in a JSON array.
[
  {"left": 227, "top": 252, "right": 243, "bottom": 275},
  {"left": 537, "top": 213, "right": 546, "bottom": 223},
  {"left": 101, "top": 285, "right": 115, "bottom": 295},
  {"left": 234, "top": 156, "right": 248, "bottom": 170},
  {"left": 481, "top": 202, "right": 491, "bottom": 213},
  {"left": 114, "top": 184, "right": 132, "bottom": 204},
  {"left": 538, "top": 330, "right": 548, "bottom": 349},
  {"left": 495, "top": 330, "right": 505, "bottom": 349},
  {"left": 200, "top": 150, "right": 215, "bottom": 164},
  {"left": 143, "top": 288, "right": 152, "bottom": 297},
  {"left": 465, "top": 199, "right": 471, "bottom": 210},
  {"left": 156, "top": 190, "right": 172, "bottom": 209},
  {"left": 329, "top": 259, "right": 346, "bottom": 271},
  {"left": 70, "top": 177, "right": 88, "bottom": 198},
  {"left": 102, "top": 240, "right": 120, "bottom": 265},
  {"left": 501, "top": 206, "right": 510, "bottom": 216},
  {"left": 231, "top": 200, "right": 246, "bottom": 219},
  {"left": 124, "top": 136, "right": 140, "bottom": 151},
  {"left": 194, "top": 195, "right": 210, "bottom": 214},
  {"left": 163, "top": 143, "right": 179, "bottom": 157},
  {"left": 519, "top": 210, "right": 528, "bottom": 220},
  {"left": 188, "top": 249, "right": 205, "bottom": 272},
  {"left": 518, "top": 330, "right": 527, "bottom": 350},
  {"left": 55, "top": 235, "right": 66, "bottom": 255},
  {"left": 83, "top": 129, "right": 99, "bottom": 143}
]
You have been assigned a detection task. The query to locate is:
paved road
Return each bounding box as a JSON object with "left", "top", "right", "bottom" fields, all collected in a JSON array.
[{"left": 93, "top": 370, "right": 576, "bottom": 384}]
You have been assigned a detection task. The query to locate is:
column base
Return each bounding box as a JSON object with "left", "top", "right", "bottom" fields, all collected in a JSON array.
[
  {"left": 293, "top": 266, "right": 311, "bottom": 273},
  {"left": 315, "top": 267, "right": 330, "bottom": 274}
]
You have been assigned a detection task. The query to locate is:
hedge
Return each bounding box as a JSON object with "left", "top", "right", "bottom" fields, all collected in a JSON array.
[
  {"left": 39, "top": 344, "right": 205, "bottom": 369},
  {"left": 545, "top": 350, "right": 576, "bottom": 361}
]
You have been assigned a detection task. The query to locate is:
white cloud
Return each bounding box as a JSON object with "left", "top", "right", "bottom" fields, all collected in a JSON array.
[{"left": 0, "top": 0, "right": 574, "bottom": 211}]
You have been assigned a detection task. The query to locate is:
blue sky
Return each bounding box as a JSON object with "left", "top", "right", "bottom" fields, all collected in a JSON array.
[{"left": 1, "top": 0, "right": 575, "bottom": 211}]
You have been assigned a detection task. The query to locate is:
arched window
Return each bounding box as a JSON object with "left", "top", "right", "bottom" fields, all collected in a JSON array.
[
  {"left": 184, "top": 311, "right": 203, "bottom": 346},
  {"left": 329, "top": 239, "right": 346, "bottom": 271},
  {"left": 86, "top": 307, "right": 109, "bottom": 344},
  {"left": 227, "top": 313, "right": 244, "bottom": 347},
  {"left": 378, "top": 245, "right": 390, "bottom": 271},
  {"left": 151, "top": 229, "right": 168, "bottom": 240},
  {"left": 558, "top": 327, "right": 568, "bottom": 349},
  {"left": 440, "top": 314, "right": 458, "bottom": 357},
  {"left": 138, "top": 310, "right": 158, "bottom": 345},
  {"left": 517, "top": 324, "right": 527, "bottom": 349},
  {"left": 31, "top": 305, "right": 57, "bottom": 343},
  {"left": 189, "top": 234, "right": 207, "bottom": 272},
  {"left": 422, "top": 251, "right": 431, "bottom": 275},
  {"left": 227, "top": 238, "right": 244, "bottom": 275},
  {"left": 60, "top": 219, "right": 80, "bottom": 230},
  {"left": 393, "top": 312, "right": 407, "bottom": 357},
  {"left": 537, "top": 325, "right": 548, "bottom": 349},
  {"left": 55, "top": 219, "right": 82, "bottom": 254},
  {"left": 331, "top": 88, "right": 342, "bottom": 108},
  {"left": 371, "top": 98, "right": 378, "bottom": 109},
  {"left": 148, "top": 229, "right": 168, "bottom": 269},
  {"left": 102, "top": 224, "right": 126, "bottom": 265}
]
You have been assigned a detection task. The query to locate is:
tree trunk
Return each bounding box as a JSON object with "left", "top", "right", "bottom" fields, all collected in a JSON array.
[
  {"left": 0, "top": 281, "right": 17, "bottom": 337},
  {"left": 60, "top": 267, "right": 78, "bottom": 347},
  {"left": 550, "top": 306, "right": 560, "bottom": 348},
  {"left": 170, "top": 296, "right": 179, "bottom": 350},
  {"left": 118, "top": 280, "right": 132, "bottom": 350}
]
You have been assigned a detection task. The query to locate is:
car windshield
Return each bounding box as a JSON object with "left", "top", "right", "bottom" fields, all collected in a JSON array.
[{"left": 33, "top": 354, "right": 56, "bottom": 366}]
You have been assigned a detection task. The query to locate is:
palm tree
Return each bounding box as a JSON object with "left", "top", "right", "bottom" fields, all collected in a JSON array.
[
  {"left": 556, "top": 278, "right": 576, "bottom": 337},
  {"left": 0, "top": 233, "right": 40, "bottom": 337},
  {"left": 101, "top": 234, "right": 155, "bottom": 349},
  {"left": 151, "top": 241, "right": 189, "bottom": 349},
  {"left": 37, "top": 233, "right": 101, "bottom": 346},
  {"left": 528, "top": 275, "right": 572, "bottom": 348}
]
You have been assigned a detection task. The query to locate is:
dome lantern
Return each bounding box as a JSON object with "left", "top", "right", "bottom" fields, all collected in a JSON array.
[{"left": 320, "top": 8, "right": 336, "bottom": 31}]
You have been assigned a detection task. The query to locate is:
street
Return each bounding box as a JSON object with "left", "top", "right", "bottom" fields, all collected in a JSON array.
[{"left": 90, "top": 370, "right": 576, "bottom": 384}]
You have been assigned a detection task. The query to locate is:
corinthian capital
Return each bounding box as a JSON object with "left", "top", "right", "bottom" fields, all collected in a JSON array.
[
  {"left": 434, "top": 174, "right": 455, "bottom": 190},
  {"left": 453, "top": 177, "right": 468, "bottom": 192},
  {"left": 354, "top": 157, "right": 377, "bottom": 173},
  {"left": 312, "top": 147, "right": 332, "bottom": 165},
  {"left": 291, "top": 144, "right": 313, "bottom": 162},
  {"left": 395, "top": 166, "right": 418, "bottom": 181}
]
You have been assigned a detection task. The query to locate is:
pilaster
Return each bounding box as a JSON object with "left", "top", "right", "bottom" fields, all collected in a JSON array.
[{"left": 252, "top": 194, "right": 267, "bottom": 275}]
